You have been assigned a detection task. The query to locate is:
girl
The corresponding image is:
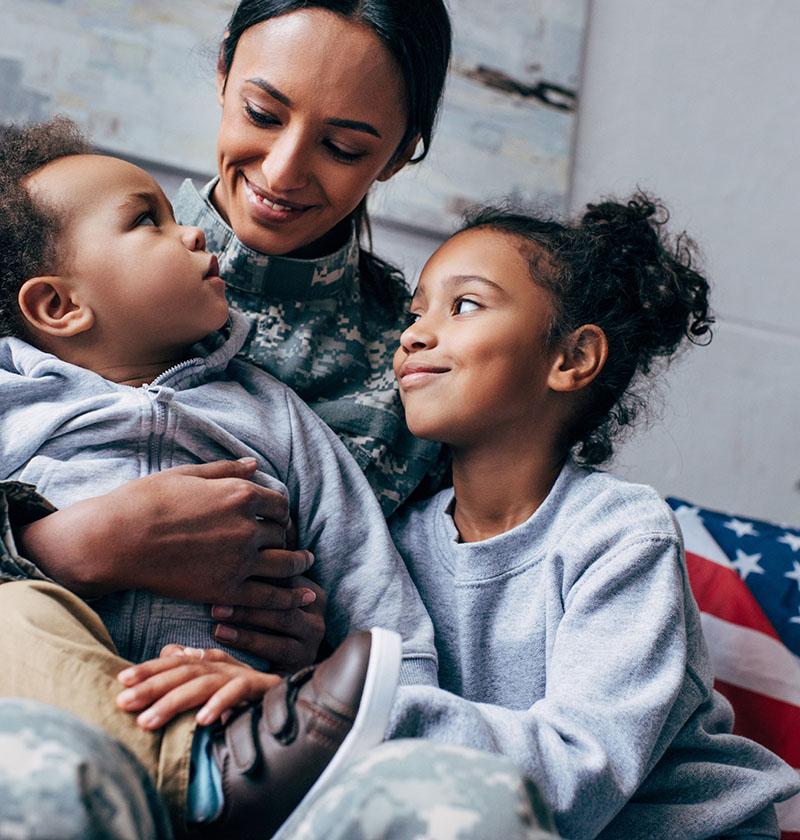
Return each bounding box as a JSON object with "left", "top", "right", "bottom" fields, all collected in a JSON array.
[{"left": 379, "top": 196, "right": 797, "bottom": 838}]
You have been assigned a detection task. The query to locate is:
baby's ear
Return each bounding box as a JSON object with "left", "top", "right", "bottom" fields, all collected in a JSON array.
[
  {"left": 548, "top": 324, "right": 608, "bottom": 393},
  {"left": 17, "top": 276, "right": 95, "bottom": 338}
]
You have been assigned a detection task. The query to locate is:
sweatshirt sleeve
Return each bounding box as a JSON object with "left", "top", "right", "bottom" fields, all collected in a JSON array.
[
  {"left": 386, "top": 534, "right": 707, "bottom": 837},
  {"left": 280, "top": 387, "right": 439, "bottom": 687},
  {"left": 0, "top": 481, "right": 57, "bottom": 584}
]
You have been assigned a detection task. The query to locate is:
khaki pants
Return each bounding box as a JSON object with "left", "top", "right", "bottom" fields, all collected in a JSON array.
[{"left": 0, "top": 580, "right": 196, "bottom": 830}]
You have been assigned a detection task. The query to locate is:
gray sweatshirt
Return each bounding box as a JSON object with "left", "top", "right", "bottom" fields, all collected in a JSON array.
[
  {"left": 0, "top": 312, "right": 437, "bottom": 683},
  {"left": 388, "top": 460, "right": 798, "bottom": 839}
]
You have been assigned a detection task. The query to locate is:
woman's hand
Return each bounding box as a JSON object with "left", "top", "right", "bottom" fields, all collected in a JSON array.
[
  {"left": 211, "top": 575, "right": 327, "bottom": 671},
  {"left": 116, "top": 646, "right": 281, "bottom": 730},
  {"left": 18, "top": 458, "right": 312, "bottom": 606}
]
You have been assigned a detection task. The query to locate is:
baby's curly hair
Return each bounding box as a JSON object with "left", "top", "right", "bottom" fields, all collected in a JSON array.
[
  {"left": 0, "top": 117, "right": 92, "bottom": 337},
  {"left": 460, "top": 194, "right": 714, "bottom": 466}
]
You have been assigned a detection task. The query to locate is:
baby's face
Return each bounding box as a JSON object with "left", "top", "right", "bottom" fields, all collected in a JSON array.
[
  {"left": 26, "top": 154, "right": 228, "bottom": 358},
  {"left": 394, "top": 227, "right": 559, "bottom": 448}
]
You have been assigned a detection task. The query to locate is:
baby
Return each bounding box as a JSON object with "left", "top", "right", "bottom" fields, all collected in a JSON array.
[{"left": 0, "top": 117, "right": 437, "bottom": 836}]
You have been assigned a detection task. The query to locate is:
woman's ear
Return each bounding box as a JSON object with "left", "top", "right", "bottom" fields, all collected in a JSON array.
[
  {"left": 377, "top": 135, "right": 421, "bottom": 182},
  {"left": 216, "top": 38, "right": 230, "bottom": 105},
  {"left": 548, "top": 324, "right": 608, "bottom": 393},
  {"left": 18, "top": 276, "right": 95, "bottom": 338}
]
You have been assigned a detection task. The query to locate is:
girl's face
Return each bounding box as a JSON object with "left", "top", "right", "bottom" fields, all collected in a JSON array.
[
  {"left": 213, "top": 9, "right": 411, "bottom": 257},
  {"left": 394, "top": 228, "right": 562, "bottom": 449}
]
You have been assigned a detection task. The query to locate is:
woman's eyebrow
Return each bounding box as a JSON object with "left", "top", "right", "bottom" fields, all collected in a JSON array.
[{"left": 245, "top": 76, "right": 382, "bottom": 138}]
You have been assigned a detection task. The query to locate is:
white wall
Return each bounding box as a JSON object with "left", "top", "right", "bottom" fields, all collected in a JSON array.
[{"left": 570, "top": 0, "right": 800, "bottom": 523}]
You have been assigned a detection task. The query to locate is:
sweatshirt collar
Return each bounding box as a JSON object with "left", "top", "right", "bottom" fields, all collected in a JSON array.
[{"left": 172, "top": 177, "right": 360, "bottom": 301}]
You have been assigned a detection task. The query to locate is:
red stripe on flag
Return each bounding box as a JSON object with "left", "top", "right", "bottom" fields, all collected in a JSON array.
[
  {"left": 686, "top": 551, "right": 779, "bottom": 641},
  {"left": 781, "top": 833, "right": 800, "bottom": 840},
  {"left": 715, "top": 678, "right": 800, "bottom": 767}
]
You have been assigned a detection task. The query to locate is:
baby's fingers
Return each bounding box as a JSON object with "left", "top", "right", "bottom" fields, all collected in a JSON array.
[
  {"left": 196, "top": 673, "right": 281, "bottom": 726},
  {"left": 118, "top": 655, "right": 189, "bottom": 687},
  {"left": 132, "top": 674, "right": 227, "bottom": 730},
  {"left": 117, "top": 662, "right": 215, "bottom": 712}
]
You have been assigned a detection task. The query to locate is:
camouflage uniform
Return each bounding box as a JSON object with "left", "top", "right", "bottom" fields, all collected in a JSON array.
[
  {"left": 0, "top": 698, "right": 173, "bottom": 840},
  {"left": 172, "top": 177, "right": 445, "bottom": 517}
]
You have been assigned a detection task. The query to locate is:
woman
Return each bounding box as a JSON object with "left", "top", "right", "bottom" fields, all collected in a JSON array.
[{"left": 0, "top": 0, "right": 450, "bottom": 668}]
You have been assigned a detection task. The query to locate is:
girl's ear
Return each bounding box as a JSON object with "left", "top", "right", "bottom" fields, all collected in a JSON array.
[
  {"left": 548, "top": 324, "right": 608, "bottom": 393},
  {"left": 18, "top": 276, "right": 95, "bottom": 338},
  {"left": 377, "top": 135, "right": 421, "bottom": 182}
]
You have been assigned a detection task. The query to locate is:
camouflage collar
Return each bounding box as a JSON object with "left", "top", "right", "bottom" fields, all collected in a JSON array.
[{"left": 173, "top": 178, "right": 360, "bottom": 302}]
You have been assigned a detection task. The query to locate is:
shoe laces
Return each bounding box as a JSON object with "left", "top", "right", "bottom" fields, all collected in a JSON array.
[{"left": 274, "top": 665, "right": 315, "bottom": 746}]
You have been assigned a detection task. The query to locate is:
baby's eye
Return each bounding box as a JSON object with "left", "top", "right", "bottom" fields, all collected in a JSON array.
[
  {"left": 405, "top": 311, "right": 421, "bottom": 327},
  {"left": 135, "top": 211, "right": 157, "bottom": 227},
  {"left": 454, "top": 298, "right": 480, "bottom": 315}
]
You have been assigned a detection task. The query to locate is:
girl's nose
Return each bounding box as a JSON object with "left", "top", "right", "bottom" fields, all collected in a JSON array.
[
  {"left": 181, "top": 225, "right": 206, "bottom": 252},
  {"left": 261, "top": 131, "right": 310, "bottom": 193},
  {"left": 400, "top": 317, "right": 436, "bottom": 352}
]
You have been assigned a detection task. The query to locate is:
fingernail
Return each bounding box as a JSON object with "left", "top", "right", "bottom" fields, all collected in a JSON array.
[
  {"left": 215, "top": 624, "right": 238, "bottom": 642},
  {"left": 211, "top": 605, "right": 233, "bottom": 619},
  {"left": 300, "top": 589, "right": 316, "bottom": 606},
  {"left": 117, "top": 668, "right": 136, "bottom": 684},
  {"left": 237, "top": 456, "right": 257, "bottom": 465},
  {"left": 304, "top": 551, "right": 314, "bottom": 564},
  {"left": 196, "top": 707, "right": 213, "bottom": 725},
  {"left": 117, "top": 689, "right": 136, "bottom": 706},
  {"left": 183, "top": 647, "right": 204, "bottom": 658},
  {"left": 138, "top": 710, "right": 159, "bottom": 728}
]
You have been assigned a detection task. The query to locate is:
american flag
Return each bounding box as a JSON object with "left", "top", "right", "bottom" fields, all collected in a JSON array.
[{"left": 668, "top": 498, "right": 800, "bottom": 839}]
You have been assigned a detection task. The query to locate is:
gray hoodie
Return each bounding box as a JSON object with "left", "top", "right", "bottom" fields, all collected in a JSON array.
[{"left": 0, "top": 312, "right": 437, "bottom": 683}]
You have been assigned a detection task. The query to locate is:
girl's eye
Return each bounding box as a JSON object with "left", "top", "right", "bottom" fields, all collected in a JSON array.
[
  {"left": 135, "top": 212, "right": 157, "bottom": 227},
  {"left": 244, "top": 103, "right": 279, "bottom": 127},
  {"left": 324, "top": 140, "right": 366, "bottom": 164},
  {"left": 405, "top": 311, "right": 421, "bottom": 327},
  {"left": 454, "top": 298, "right": 481, "bottom": 315}
]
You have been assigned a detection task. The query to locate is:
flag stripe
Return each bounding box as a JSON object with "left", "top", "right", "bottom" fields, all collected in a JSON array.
[
  {"left": 700, "top": 614, "right": 800, "bottom": 706},
  {"left": 686, "top": 551, "right": 780, "bottom": 640},
  {"left": 714, "top": 678, "right": 800, "bottom": 767}
]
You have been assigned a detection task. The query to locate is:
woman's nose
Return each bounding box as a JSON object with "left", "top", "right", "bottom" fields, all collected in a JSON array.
[
  {"left": 261, "top": 130, "right": 310, "bottom": 193},
  {"left": 181, "top": 225, "right": 206, "bottom": 252}
]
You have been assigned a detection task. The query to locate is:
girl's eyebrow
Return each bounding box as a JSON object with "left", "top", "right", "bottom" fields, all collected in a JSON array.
[
  {"left": 245, "top": 76, "right": 382, "bottom": 138},
  {"left": 445, "top": 274, "right": 505, "bottom": 293}
]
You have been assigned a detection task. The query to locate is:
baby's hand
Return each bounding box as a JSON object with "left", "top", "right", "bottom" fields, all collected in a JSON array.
[{"left": 116, "top": 645, "right": 280, "bottom": 731}]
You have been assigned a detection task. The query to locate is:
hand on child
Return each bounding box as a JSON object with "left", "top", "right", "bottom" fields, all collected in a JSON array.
[{"left": 116, "top": 646, "right": 281, "bottom": 730}]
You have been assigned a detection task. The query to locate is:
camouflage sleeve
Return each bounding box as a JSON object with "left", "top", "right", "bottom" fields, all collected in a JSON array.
[{"left": 0, "top": 480, "right": 57, "bottom": 584}]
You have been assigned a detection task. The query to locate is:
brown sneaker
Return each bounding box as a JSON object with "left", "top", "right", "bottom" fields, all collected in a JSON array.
[{"left": 200, "top": 627, "right": 401, "bottom": 840}]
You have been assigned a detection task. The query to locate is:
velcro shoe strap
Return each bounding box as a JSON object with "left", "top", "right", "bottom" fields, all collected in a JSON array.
[
  {"left": 225, "top": 707, "right": 262, "bottom": 776},
  {"left": 264, "top": 681, "right": 291, "bottom": 736}
]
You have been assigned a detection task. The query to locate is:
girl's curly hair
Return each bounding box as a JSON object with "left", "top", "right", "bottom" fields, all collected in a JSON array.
[
  {"left": 0, "top": 116, "right": 91, "bottom": 337},
  {"left": 460, "top": 193, "right": 714, "bottom": 465}
]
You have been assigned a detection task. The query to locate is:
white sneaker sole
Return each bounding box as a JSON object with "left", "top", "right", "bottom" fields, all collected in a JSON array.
[{"left": 302, "top": 626, "right": 401, "bottom": 801}]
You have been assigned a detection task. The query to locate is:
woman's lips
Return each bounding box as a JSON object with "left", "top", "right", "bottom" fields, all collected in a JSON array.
[{"left": 242, "top": 176, "right": 313, "bottom": 224}]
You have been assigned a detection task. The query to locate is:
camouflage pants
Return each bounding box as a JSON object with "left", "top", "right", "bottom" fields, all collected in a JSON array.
[
  {"left": 0, "top": 701, "right": 558, "bottom": 840},
  {"left": 0, "top": 698, "right": 173, "bottom": 840}
]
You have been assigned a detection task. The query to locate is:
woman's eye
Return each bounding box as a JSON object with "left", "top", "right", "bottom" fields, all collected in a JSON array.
[
  {"left": 244, "top": 103, "right": 279, "bottom": 127},
  {"left": 454, "top": 298, "right": 480, "bottom": 315},
  {"left": 324, "top": 141, "right": 365, "bottom": 164}
]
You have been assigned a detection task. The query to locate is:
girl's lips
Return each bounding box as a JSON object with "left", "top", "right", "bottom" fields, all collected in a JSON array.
[
  {"left": 205, "top": 255, "right": 220, "bottom": 278},
  {"left": 242, "top": 176, "right": 314, "bottom": 225},
  {"left": 398, "top": 363, "right": 450, "bottom": 388}
]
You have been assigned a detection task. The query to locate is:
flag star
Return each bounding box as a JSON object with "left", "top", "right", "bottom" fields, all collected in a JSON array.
[
  {"left": 674, "top": 505, "right": 700, "bottom": 517},
  {"left": 785, "top": 561, "right": 800, "bottom": 591},
  {"left": 724, "top": 518, "right": 760, "bottom": 539},
  {"left": 779, "top": 533, "right": 800, "bottom": 553},
  {"left": 732, "top": 549, "right": 764, "bottom": 580}
]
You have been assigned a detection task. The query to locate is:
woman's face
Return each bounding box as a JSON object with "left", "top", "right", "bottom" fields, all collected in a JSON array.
[{"left": 214, "top": 9, "right": 411, "bottom": 257}]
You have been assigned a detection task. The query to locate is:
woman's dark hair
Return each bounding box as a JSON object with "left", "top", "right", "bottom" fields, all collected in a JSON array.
[
  {"left": 219, "top": 0, "right": 453, "bottom": 315},
  {"left": 460, "top": 194, "right": 714, "bottom": 465},
  {"left": 0, "top": 117, "right": 92, "bottom": 338}
]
